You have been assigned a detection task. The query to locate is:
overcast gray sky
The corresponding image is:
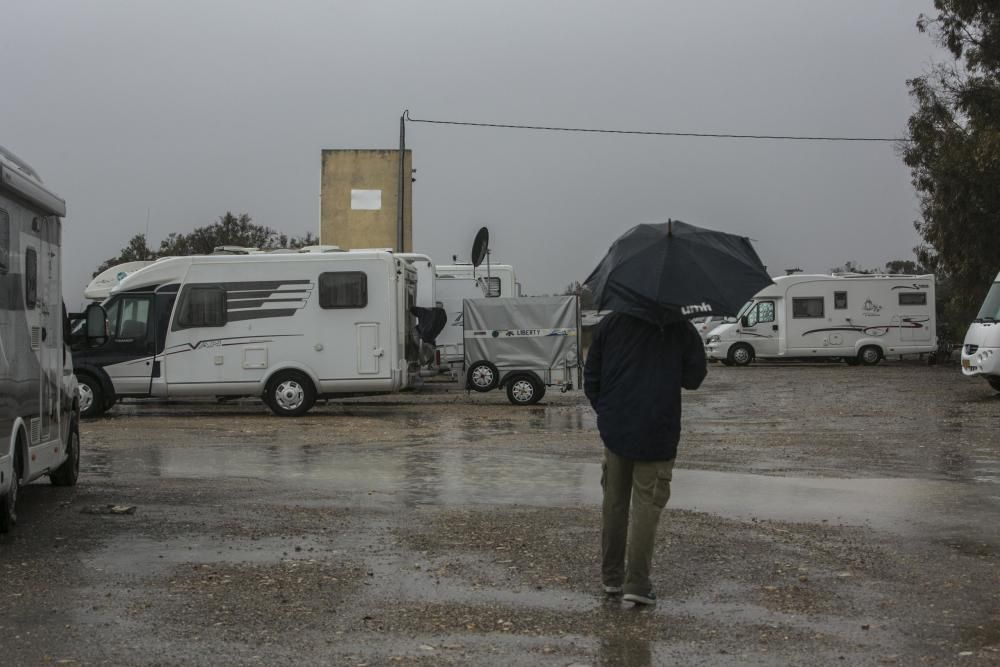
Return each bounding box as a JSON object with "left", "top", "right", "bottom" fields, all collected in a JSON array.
[{"left": 2, "top": 0, "right": 944, "bottom": 305}]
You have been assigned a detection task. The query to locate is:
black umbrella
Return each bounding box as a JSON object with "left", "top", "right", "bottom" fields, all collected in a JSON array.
[{"left": 584, "top": 219, "right": 772, "bottom": 325}]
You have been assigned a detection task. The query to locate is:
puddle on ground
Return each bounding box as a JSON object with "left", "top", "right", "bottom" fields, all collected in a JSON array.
[{"left": 81, "top": 439, "right": 1000, "bottom": 544}]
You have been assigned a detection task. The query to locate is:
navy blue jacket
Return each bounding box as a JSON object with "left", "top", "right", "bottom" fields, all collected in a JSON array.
[{"left": 584, "top": 313, "right": 707, "bottom": 461}]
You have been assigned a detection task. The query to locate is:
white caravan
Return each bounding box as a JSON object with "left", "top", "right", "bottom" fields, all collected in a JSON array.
[
  {"left": 71, "top": 251, "right": 422, "bottom": 417},
  {"left": 1, "top": 145, "right": 90, "bottom": 532},
  {"left": 705, "top": 274, "right": 937, "bottom": 365},
  {"left": 960, "top": 271, "right": 1000, "bottom": 392},
  {"left": 434, "top": 263, "right": 517, "bottom": 370}
]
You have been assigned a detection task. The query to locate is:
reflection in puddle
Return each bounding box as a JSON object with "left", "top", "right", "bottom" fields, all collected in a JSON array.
[{"left": 82, "top": 436, "right": 1000, "bottom": 544}]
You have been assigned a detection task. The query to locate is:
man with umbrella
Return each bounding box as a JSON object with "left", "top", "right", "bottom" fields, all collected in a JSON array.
[{"left": 584, "top": 220, "right": 771, "bottom": 605}]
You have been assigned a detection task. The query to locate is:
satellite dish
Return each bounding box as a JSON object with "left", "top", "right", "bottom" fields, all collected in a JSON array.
[{"left": 471, "top": 227, "right": 489, "bottom": 268}]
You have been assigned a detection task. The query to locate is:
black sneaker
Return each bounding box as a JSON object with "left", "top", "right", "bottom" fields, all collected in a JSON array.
[{"left": 623, "top": 590, "right": 656, "bottom": 605}]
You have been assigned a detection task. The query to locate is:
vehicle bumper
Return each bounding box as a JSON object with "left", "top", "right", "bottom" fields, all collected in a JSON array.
[
  {"left": 705, "top": 342, "right": 730, "bottom": 360},
  {"left": 961, "top": 346, "right": 1000, "bottom": 377}
]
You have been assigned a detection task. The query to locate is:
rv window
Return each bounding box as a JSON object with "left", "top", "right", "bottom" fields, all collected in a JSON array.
[
  {"left": 482, "top": 276, "right": 501, "bottom": 297},
  {"left": 25, "top": 247, "right": 38, "bottom": 309},
  {"left": 178, "top": 286, "right": 227, "bottom": 327},
  {"left": 319, "top": 272, "right": 367, "bottom": 309},
  {"left": 898, "top": 292, "right": 927, "bottom": 306},
  {"left": 792, "top": 297, "right": 824, "bottom": 319},
  {"left": 834, "top": 291, "right": 847, "bottom": 309},
  {"left": 114, "top": 297, "right": 151, "bottom": 340},
  {"left": 0, "top": 209, "right": 9, "bottom": 275},
  {"left": 757, "top": 301, "right": 775, "bottom": 323}
]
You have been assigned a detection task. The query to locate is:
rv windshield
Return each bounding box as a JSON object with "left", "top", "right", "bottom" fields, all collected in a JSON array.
[
  {"left": 735, "top": 301, "right": 754, "bottom": 319},
  {"left": 975, "top": 282, "right": 1000, "bottom": 321}
]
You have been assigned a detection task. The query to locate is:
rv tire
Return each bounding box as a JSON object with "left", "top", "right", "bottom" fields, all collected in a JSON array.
[
  {"left": 506, "top": 373, "right": 545, "bottom": 406},
  {"left": 50, "top": 420, "right": 80, "bottom": 487},
  {"left": 859, "top": 346, "right": 883, "bottom": 366},
  {"left": 0, "top": 442, "right": 22, "bottom": 533},
  {"left": 265, "top": 371, "right": 316, "bottom": 417},
  {"left": 77, "top": 374, "right": 106, "bottom": 418},
  {"left": 467, "top": 361, "right": 499, "bottom": 392},
  {"left": 728, "top": 343, "right": 754, "bottom": 366}
]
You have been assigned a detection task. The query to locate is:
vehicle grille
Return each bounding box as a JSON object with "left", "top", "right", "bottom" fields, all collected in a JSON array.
[{"left": 966, "top": 344, "right": 979, "bottom": 355}]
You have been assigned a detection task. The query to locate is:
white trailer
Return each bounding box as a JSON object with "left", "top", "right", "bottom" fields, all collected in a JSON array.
[
  {"left": 433, "top": 263, "right": 517, "bottom": 371},
  {"left": 961, "top": 271, "right": 1000, "bottom": 392},
  {"left": 71, "top": 251, "right": 423, "bottom": 417},
  {"left": 705, "top": 274, "right": 937, "bottom": 365},
  {"left": 0, "top": 145, "right": 86, "bottom": 532}
]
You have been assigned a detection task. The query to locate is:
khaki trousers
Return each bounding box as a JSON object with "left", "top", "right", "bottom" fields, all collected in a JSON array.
[{"left": 601, "top": 447, "right": 674, "bottom": 595}]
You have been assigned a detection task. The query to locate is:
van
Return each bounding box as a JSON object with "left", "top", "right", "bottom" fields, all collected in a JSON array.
[
  {"left": 705, "top": 274, "right": 937, "bottom": 365},
  {"left": 960, "top": 271, "right": 1000, "bottom": 392},
  {"left": 72, "top": 251, "right": 423, "bottom": 417},
  {"left": 0, "top": 145, "right": 92, "bottom": 532}
]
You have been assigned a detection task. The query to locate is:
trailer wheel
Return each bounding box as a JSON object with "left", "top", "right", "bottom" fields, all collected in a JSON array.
[
  {"left": 265, "top": 371, "right": 316, "bottom": 417},
  {"left": 728, "top": 343, "right": 754, "bottom": 366},
  {"left": 467, "top": 361, "right": 499, "bottom": 392},
  {"left": 506, "top": 374, "right": 545, "bottom": 406},
  {"left": 859, "top": 346, "right": 883, "bottom": 366},
  {"left": 50, "top": 419, "right": 80, "bottom": 487},
  {"left": 77, "top": 374, "right": 106, "bottom": 419},
  {"left": 0, "top": 443, "right": 22, "bottom": 533}
]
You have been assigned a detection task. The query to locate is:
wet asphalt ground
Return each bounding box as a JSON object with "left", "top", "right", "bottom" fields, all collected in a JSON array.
[{"left": 1, "top": 362, "right": 999, "bottom": 665}]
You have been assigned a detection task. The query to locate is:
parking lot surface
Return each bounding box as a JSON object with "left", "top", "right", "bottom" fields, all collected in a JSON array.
[{"left": 2, "top": 363, "right": 999, "bottom": 665}]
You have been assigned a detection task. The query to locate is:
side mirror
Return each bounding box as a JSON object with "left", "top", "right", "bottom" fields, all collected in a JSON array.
[
  {"left": 85, "top": 303, "right": 108, "bottom": 344},
  {"left": 740, "top": 315, "right": 749, "bottom": 327}
]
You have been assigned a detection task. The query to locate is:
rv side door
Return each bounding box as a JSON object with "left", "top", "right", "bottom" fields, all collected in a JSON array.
[
  {"left": 741, "top": 300, "right": 779, "bottom": 356},
  {"left": 101, "top": 294, "right": 156, "bottom": 396}
]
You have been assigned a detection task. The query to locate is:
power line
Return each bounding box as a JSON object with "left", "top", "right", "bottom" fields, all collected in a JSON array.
[{"left": 403, "top": 110, "right": 907, "bottom": 143}]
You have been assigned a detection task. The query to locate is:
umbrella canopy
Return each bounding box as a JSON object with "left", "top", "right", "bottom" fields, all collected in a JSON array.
[{"left": 584, "top": 219, "right": 773, "bottom": 325}]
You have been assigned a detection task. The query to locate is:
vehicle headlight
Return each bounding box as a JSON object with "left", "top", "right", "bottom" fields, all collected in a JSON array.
[{"left": 707, "top": 335, "right": 720, "bottom": 344}]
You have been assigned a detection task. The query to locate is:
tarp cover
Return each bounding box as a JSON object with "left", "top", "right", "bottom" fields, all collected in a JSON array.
[{"left": 463, "top": 296, "right": 579, "bottom": 372}]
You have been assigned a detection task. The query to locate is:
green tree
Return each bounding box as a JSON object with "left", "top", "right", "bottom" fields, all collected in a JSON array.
[
  {"left": 884, "top": 259, "right": 929, "bottom": 274},
  {"left": 94, "top": 213, "right": 316, "bottom": 276},
  {"left": 903, "top": 1, "right": 1000, "bottom": 329},
  {"left": 92, "top": 233, "right": 156, "bottom": 277}
]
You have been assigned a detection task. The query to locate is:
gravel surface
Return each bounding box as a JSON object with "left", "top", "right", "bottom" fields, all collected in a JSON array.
[{"left": 1, "top": 362, "right": 998, "bottom": 665}]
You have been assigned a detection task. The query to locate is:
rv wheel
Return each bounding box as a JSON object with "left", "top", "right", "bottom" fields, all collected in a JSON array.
[
  {"left": 50, "top": 420, "right": 80, "bottom": 487},
  {"left": 506, "top": 374, "right": 545, "bottom": 406},
  {"left": 467, "top": 361, "right": 499, "bottom": 392},
  {"left": 0, "top": 446, "right": 21, "bottom": 533},
  {"left": 728, "top": 343, "right": 754, "bottom": 367},
  {"left": 77, "top": 374, "right": 106, "bottom": 419},
  {"left": 265, "top": 371, "right": 316, "bottom": 417},
  {"left": 859, "top": 346, "right": 883, "bottom": 366}
]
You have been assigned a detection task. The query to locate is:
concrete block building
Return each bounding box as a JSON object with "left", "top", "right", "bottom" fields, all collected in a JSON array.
[{"left": 320, "top": 149, "right": 412, "bottom": 252}]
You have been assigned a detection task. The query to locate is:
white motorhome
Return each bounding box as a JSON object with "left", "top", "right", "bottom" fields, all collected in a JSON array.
[
  {"left": 705, "top": 274, "right": 937, "bottom": 365},
  {"left": 433, "top": 263, "right": 517, "bottom": 370},
  {"left": 960, "top": 271, "right": 1000, "bottom": 392},
  {"left": 1, "top": 145, "right": 88, "bottom": 532},
  {"left": 71, "top": 251, "right": 423, "bottom": 417}
]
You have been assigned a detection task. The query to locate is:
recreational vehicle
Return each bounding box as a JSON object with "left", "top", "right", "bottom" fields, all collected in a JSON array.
[
  {"left": 72, "top": 251, "right": 424, "bottom": 417},
  {"left": 1, "top": 145, "right": 91, "bottom": 532},
  {"left": 434, "top": 263, "right": 517, "bottom": 371},
  {"left": 961, "top": 271, "right": 1000, "bottom": 392},
  {"left": 705, "top": 274, "right": 937, "bottom": 365}
]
